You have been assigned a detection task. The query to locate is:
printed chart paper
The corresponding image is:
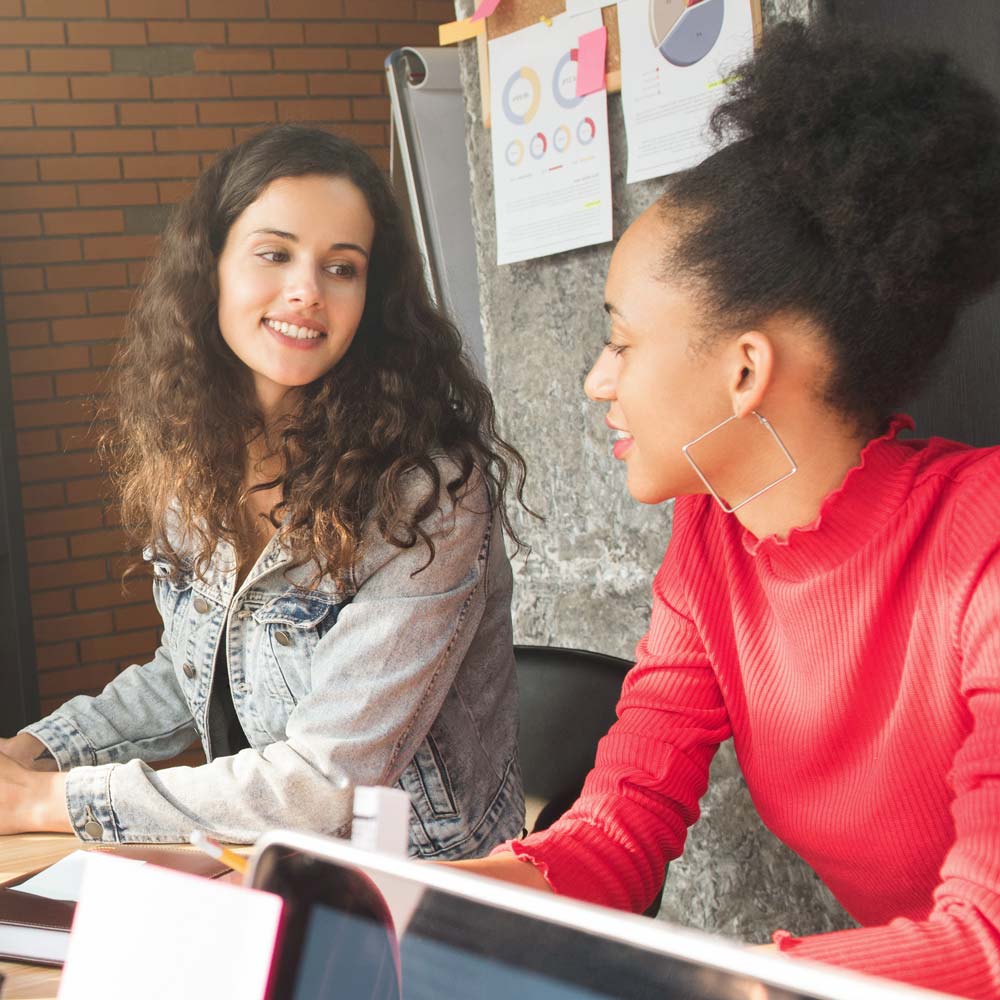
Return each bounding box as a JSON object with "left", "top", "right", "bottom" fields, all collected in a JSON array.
[
  {"left": 617, "top": 0, "right": 754, "bottom": 183},
  {"left": 489, "top": 12, "right": 612, "bottom": 265}
]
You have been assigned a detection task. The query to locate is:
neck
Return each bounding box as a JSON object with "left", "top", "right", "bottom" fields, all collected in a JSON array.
[{"left": 731, "top": 410, "right": 870, "bottom": 541}]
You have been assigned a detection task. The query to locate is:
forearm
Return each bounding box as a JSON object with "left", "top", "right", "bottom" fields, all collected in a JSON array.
[
  {"left": 0, "top": 733, "right": 58, "bottom": 771},
  {"left": 448, "top": 853, "right": 554, "bottom": 893}
]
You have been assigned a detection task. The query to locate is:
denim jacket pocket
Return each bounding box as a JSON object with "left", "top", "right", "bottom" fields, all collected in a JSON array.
[
  {"left": 398, "top": 731, "right": 459, "bottom": 820},
  {"left": 250, "top": 591, "right": 341, "bottom": 705}
]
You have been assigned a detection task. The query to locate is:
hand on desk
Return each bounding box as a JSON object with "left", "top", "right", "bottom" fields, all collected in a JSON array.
[
  {"left": 0, "top": 750, "right": 72, "bottom": 835},
  {"left": 0, "top": 732, "right": 58, "bottom": 771}
]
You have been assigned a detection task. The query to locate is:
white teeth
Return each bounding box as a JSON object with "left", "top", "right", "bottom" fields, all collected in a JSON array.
[
  {"left": 265, "top": 318, "right": 323, "bottom": 340},
  {"left": 614, "top": 430, "right": 631, "bottom": 440}
]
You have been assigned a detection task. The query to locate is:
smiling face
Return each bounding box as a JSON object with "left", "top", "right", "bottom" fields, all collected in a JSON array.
[
  {"left": 216, "top": 173, "right": 376, "bottom": 417},
  {"left": 584, "top": 205, "right": 732, "bottom": 505}
]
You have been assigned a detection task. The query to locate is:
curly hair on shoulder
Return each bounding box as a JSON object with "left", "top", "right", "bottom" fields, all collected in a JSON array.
[
  {"left": 103, "top": 123, "right": 528, "bottom": 582},
  {"left": 658, "top": 20, "right": 1000, "bottom": 434}
]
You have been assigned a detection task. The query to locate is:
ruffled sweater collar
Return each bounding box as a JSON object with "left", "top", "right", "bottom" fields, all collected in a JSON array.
[{"left": 741, "top": 414, "right": 918, "bottom": 577}]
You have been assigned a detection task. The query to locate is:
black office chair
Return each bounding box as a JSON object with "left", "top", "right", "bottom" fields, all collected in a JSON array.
[{"left": 513, "top": 644, "right": 665, "bottom": 916}]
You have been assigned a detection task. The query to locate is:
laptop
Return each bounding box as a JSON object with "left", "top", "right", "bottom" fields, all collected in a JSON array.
[{"left": 247, "top": 830, "right": 950, "bottom": 1000}]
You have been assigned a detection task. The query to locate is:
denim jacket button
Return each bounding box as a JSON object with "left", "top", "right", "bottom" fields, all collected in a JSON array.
[
  {"left": 84, "top": 819, "right": 103, "bottom": 839},
  {"left": 193, "top": 597, "right": 210, "bottom": 614},
  {"left": 274, "top": 630, "right": 291, "bottom": 646},
  {"left": 182, "top": 661, "right": 196, "bottom": 679}
]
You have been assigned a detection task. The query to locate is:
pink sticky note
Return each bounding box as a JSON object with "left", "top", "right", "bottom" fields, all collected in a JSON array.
[
  {"left": 470, "top": 0, "right": 502, "bottom": 21},
  {"left": 575, "top": 25, "right": 607, "bottom": 97}
]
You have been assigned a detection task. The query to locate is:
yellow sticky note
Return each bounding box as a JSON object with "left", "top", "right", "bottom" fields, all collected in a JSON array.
[{"left": 439, "top": 18, "right": 486, "bottom": 45}]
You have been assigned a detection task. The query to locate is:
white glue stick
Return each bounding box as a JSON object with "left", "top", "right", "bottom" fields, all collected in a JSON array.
[{"left": 351, "top": 786, "right": 411, "bottom": 857}]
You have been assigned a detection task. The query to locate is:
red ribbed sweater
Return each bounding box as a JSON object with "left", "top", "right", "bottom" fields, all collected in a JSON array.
[{"left": 506, "top": 419, "right": 1000, "bottom": 998}]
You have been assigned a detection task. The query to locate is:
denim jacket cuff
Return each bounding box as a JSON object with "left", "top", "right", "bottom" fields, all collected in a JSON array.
[
  {"left": 21, "top": 714, "right": 100, "bottom": 771},
  {"left": 64, "top": 764, "right": 122, "bottom": 843}
]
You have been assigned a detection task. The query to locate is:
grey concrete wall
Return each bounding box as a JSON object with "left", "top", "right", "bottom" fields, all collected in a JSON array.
[{"left": 455, "top": 0, "right": 854, "bottom": 942}]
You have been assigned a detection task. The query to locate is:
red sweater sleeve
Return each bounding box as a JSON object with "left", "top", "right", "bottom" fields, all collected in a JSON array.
[
  {"left": 776, "top": 530, "right": 1000, "bottom": 999},
  {"left": 506, "top": 558, "right": 731, "bottom": 913}
]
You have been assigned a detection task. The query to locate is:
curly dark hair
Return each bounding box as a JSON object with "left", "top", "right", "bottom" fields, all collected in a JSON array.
[
  {"left": 659, "top": 21, "right": 1000, "bottom": 434},
  {"left": 105, "top": 123, "right": 527, "bottom": 581}
]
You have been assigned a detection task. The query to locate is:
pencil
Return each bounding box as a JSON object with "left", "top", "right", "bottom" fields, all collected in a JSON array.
[{"left": 188, "top": 830, "right": 249, "bottom": 875}]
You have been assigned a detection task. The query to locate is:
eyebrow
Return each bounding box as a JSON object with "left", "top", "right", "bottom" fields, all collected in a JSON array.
[
  {"left": 603, "top": 301, "right": 623, "bottom": 319},
  {"left": 249, "top": 228, "right": 370, "bottom": 259}
]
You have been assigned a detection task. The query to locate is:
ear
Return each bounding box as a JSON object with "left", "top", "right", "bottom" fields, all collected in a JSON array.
[{"left": 727, "top": 331, "right": 774, "bottom": 418}]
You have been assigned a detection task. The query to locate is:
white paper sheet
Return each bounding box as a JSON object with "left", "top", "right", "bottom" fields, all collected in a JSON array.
[
  {"left": 14, "top": 850, "right": 144, "bottom": 903},
  {"left": 58, "top": 854, "right": 283, "bottom": 1000},
  {"left": 565, "top": 0, "right": 617, "bottom": 14},
  {"left": 489, "top": 12, "right": 613, "bottom": 265},
  {"left": 617, "top": 0, "right": 755, "bottom": 183}
]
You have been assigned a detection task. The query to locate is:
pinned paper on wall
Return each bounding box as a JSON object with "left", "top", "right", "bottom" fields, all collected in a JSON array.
[
  {"left": 575, "top": 25, "right": 607, "bottom": 95},
  {"left": 566, "top": 0, "right": 618, "bottom": 14},
  {"left": 488, "top": 11, "right": 612, "bottom": 265}
]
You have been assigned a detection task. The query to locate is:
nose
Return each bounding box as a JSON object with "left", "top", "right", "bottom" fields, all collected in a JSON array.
[
  {"left": 284, "top": 259, "right": 323, "bottom": 309},
  {"left": 584, "top": 347, "right": 617, "bottom": 402}
]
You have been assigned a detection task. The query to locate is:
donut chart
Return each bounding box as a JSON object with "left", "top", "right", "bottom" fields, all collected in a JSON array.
[
  {"left": 529, "top": 132, "right": 548, "bottom": 159},
  {"left": 505, "top": 139, "right": 525, "bottom": 166},
  {"left": 577, "top": 117, "right": 596, "bottom": 145},
  {"left": 552, "top": 50, "right": 584, "bottom": 110},
  {"left": 502, "top": 66, "right": 542, "bottom": 125},
  {"left": 648, "top": 0, "right": 725, "bottom": 68},
  {"left": 553, "top": 125, "right": 571, "bottom": 153}
]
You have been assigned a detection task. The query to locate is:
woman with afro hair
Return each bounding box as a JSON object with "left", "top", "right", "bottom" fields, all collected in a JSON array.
[{"left": 458, "top": 21, "right": 1000, "bottom": 999}]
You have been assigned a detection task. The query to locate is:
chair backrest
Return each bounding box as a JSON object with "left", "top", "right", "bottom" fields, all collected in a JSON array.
[{"left": 514, "top": 644, "right": 631, "bottom": 811}]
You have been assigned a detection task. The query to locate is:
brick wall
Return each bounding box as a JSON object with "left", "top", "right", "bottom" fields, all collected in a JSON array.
[{"left": 0, "top": 0, "right": 451, "bottom": 727}]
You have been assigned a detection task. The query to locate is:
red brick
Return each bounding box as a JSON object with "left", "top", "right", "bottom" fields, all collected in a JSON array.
[
  {"left": 34, "top": 610, "right": 113, "bottom": 643},
  {"left": 30, "top": 49, "right": 110, "bottom": 74},
  {"left": 0, "top": 74, "right": 69, "bottom": 99},
  {"left": 2, "top": 21, "right": 67, "bottom": 45},
  {"left": 344, "top": 0, "right": 411, "bottom": 14},
  {"left": 0, "top": 160, "right": 41, "bottom": 182},
  {"left": 0, "top": 50, "right": 29, "bottom": 73},
  {"left": 197, "top": 99, "right": 274, "bottom": 124},
  {"left": 273, "top": 47, "right": 347, "bottom": 71},
  {"left": 31, "top": 589, "right": 74, "bottom": 616},
  {"left": 190, "top": 0, "right": 265, "bottom": 15},
  {"left": 25, "top": 0, "right": 103, "bottom": 14},
  {"left": 21, "top": 483, "right": 66, "bottom": 509},
  {"left": 10, "top": 343, "right": 89, "bottom": 374},
  {"left": 152, "top": 74, "right": 231, "bottom": 99},
  {"left": 352, "top": 96, "right": 390, "bottom": 121},
  {"left": 6, "top": 321, "right": 50, "bottom": 349},
  {"left": 71, "top": 530, "right": 126, "bottom": 558},
  {"left": 305, "top": 23, "right": 376, "bottom": 45},
  {"left": 377, "top": 21, "right": 437, "bottom": 46},
  {"left": 228, "top": 22, "right": 303, "bottom": 45},
  {"left": 17, "top": 429, "right": 58, "bottom": 456},
  {"left": 81, "top": 629, "right": 157, "bottom": 662},
  {"left": 157, "top": 180, "right": 193, "bottom": 203},
  {"left": 3, "top": 268, "right": 45, "bottom": 293},
  {"left": 70, "top": 74, "right": 151, "bottom": 100},
  {"left": 39, "top": 156, "right": 120, "bottom": 181},
  {"left": 194, "top": 48, "right": 271, "bottom": 72},
  {"left": 36, "top": 102, "right": 116, "bottom": 127},
  {"left": 231, "top": 73, "right": 307, "bottom": 98},
  {"left": 127, "top": 259, "right": 152, "bottom": 283},
  {"left": 74, "top": 128, "right": 154, "bottom": 154},
  {"left": 3, "top": 129, "right": 73, "bottom": 154},
  {"left": 0, "top": 238, "right": 81, "bottom": 265},
  {"left": 56, "top": 370, "right": 106, "bottom": 397},
  {"left": 12, "top": 375, "right": 53, "bottom": 402},
  {"left": 5, "top": 291, "right": 87, "bottom": 321},
  {"left": 83, "top": 234, "right": 158, "bottom": 260},
  {"left": 75, "top": 580, "right": 151, "bottom": 611},
  {"left": 416, "top": 0, "right": 455, "bottom": 18},
  {"left": 44, "top": 209, "right": 124, "bottom": 235},
  {"left": 121, "top": 154, "right": 198, "bottom": 179},
  {"left": 88, "top": 289, "right": 133, "bottom": 313},
  {"left": 113, "top": 603, "right": 162, "bottom": 631},
  {"left": 78, "top": 181, "right": 158, "bottom": 206},
  {"left": 53, "top": 315, "right": 127, "bottom": 342},
  {"left": 348, "top": 50, "right": 388, "bottom": 72},
  {"left": 0, "top": 103, "right": 33, "bottom": 126},
  {"left": 36, "top": 643, "right": 80, "bottom": 672},
  {"left": 0, "top": 184, "right": 76, "bottom": 210},
  {"left": 46, "top": 262, "right": 127, "bottom": 289},
  {"left": 68, "top": 22, "right": 147, "bottom": 46},
  {"left": 0, "top": 214, "right": 41, "bottom": 238},
  {"left": 308, "top": 73, "right": 382, "bottom": 97},
  {"left": 89, "top": 342, "right": 118, "bottom": 366},
  {"left": 277, "top": 98, "right": 350, "bottom": 120},
  {"left": 24, "top": 505, "right": 103, "bottom": 539},
  {"left": 153, "top": 126, "right": 233, "bottom": 152},
  {"left": 268, "top": 0, "right": 346, "bottom": 15},
  {"left": 27, "top": 537, "right": 68, "bottom": 564},
  {"left": 328, "top": 122, "right": 385, "bottom": 147},
  {"left": 59, "top": 422, "right": 105, "bottom": 451},
  {"left": 107, "top": 0, "right": 184, "bottom": 16},
  {"left": 147, "top": 21, "right": 225, "bottom": 44},
  {"left": 66, "top": 477, "right": 107, "bottom": 504},
  {"left": 20, "top": 450, "right": 98, "bottom": 484},
  {"left": 120, "top": 102, "right": 197, "bottom": 126},
  {"left": 14, "top": 397, "right": 94, "bottom": 430}
]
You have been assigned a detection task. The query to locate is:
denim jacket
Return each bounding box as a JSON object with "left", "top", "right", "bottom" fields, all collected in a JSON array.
[{"left": 24, "top": 460, "right": 524, "bottom": 855}]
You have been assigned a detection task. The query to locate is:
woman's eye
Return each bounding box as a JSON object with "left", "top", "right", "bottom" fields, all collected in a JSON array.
[
  {"left": 256, "top": 249, "right": 289, "bottom": 264},
  {"left": 325, "top": 262, "right": 357, "bottom": 278},
  {"left": 603, "top": 338, "right": 628, "bottom": 357}
]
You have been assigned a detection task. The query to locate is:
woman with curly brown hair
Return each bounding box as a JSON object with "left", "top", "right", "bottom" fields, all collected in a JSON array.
[
  {"left": 0, "top": 124, "right": 526, "bottom": 856},
  {"left": 458, "top": 22, "right": 1000, "bottom": 999}
]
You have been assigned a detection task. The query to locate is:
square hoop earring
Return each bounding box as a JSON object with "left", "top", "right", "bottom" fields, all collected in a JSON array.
[{"left": 681, "top": 410, "right": 797, "bottom": 514}]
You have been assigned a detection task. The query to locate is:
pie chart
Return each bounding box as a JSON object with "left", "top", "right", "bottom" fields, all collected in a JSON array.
[
  {"left": 502, "top": 66, "right": 542, "bottom": 125},
  {"left": 649, "top": 0, "right": 725, "bottom": 68}
]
